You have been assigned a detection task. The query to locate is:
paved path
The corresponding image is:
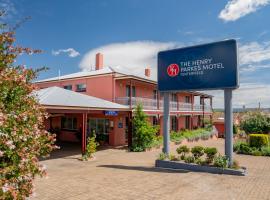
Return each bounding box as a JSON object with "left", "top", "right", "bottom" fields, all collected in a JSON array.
[{"left": 33, "top": 139, "right": 270, "bottom": 200}]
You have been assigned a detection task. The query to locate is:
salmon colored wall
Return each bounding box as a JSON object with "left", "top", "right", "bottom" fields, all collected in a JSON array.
[
  {"left": 36, "top": 75, "right": 114, "bottom": 101},
  {"left": 112, "top": 116, "right": 127, "bottom": 145},
  {"left": 115, "top": 79, "right": 156, "bottom": 98},
  {"left": 178, "top": 116, "right": 186, "bottom": 130},
  {"left": 177, "top": 93, "right": 193, "bottom": 103},
  {"left": 192, "top": 116, "right": 199, "bottom": 127}
]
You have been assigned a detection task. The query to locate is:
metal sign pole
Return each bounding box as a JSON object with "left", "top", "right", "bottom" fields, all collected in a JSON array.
[
  {"left": 163, "top": 92, "right": 170, "bottom": 155},
  {"left": 224, "top": 89, "right": 233, "bottom": 167}
]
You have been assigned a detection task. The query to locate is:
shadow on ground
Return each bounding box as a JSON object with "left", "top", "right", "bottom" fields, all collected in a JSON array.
[{"left": 98, "top": 164, "right": 189, "bottom": 174}]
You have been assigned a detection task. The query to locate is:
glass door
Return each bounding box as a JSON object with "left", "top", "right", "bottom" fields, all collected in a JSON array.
[{"left": 88, "top": 118, "right": 110, "bottom": 144}]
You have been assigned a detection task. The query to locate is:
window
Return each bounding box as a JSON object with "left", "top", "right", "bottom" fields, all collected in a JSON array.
[
  {"left": 63, "top": 85, "right": 72, "bottom": 90},
  {"left": 61, "top": 117, "right": 77, "bottom": 130},
  {"left": 171, "top": 93, "right": 178, "bottom": 102},
  {"left": 185, "top": 96, "right": 190, "bottom": 103},
  {"left": 126, "top": 85, "right": 131, "bottom": 97},
  {"left": 132, "top": 86, "right": 136, "bottom": 97},
  {"left": 76, "top": 83, "right": 86, "bottom": 92},
  {"left": 88, "top": 118, "right": 110, "bottom": 143},
  {"left": 153, "top": 116, "right": 158, "bottom": 126},
  {"left": 153, "top": 90, "right": 158, "bottom": 99},
  {"left": 171, "top": 116, "right": 178, "bottom": 131},
  {"left": 126, "top": 85, "right": 135, "bottom": 97}
]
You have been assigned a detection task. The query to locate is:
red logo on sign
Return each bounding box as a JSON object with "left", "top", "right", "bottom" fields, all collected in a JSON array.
[{"left": 167, "top": 64, "right": 180, "bottom": 77}]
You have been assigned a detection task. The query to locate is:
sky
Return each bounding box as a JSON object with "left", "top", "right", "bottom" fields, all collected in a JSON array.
[{"left": 1, "top": 0, "right": 270, "bottom": 108}]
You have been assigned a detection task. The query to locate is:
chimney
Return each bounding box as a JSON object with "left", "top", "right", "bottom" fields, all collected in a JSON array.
[
  {"left": 145, "top": 67, "right": 151, "bottom": 77},
  {"left": 95, "top": 53, "right": 103, "bottom": 70}
]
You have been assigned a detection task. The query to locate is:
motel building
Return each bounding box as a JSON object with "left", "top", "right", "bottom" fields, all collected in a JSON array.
[{"left": 35, "top": 53, "right": 213, "bottom": 153}]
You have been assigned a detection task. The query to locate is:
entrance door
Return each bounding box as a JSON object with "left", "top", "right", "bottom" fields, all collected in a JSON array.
[{"left": 88, "top": 118, "right": 110, "bottom": 144}]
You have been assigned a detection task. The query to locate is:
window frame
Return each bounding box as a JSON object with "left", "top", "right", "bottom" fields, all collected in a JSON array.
[
  {"left": 63, "top": 85, "right": 72, "bottom": 90},
  {"left": 76, "top": 83, "right": 86, "bottom": 92}
]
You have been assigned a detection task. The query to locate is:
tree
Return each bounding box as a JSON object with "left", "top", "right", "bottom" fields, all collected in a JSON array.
[
  {"left": 240, "top": 112, "right": 270, "bottom": 134},
  {"left": 131, "top": 104, "right": 158, "bottom": 151},
  {"left": 0, "top": 17, "right": 56, "bottom": 199}
]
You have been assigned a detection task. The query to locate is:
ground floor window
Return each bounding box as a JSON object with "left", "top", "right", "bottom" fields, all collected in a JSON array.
[
  {"left": 152, "top": 116, "right": 158, "bottom": 126},
  {"left": 88, "top": 118, "right": 110, "bottom": 144},
  {"left": 185, "top": 116, "right": 190, "bottom": 129},
  {"left": 61, "top": 116, "right": 77, "bottom": 130},
  {"left": 171, "top": 116, "right": 178, "bottom": 132}
]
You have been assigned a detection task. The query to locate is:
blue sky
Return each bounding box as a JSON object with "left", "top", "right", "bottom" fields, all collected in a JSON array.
[{"left": 1, "top": 0, "right": 270, "bottom": 108}]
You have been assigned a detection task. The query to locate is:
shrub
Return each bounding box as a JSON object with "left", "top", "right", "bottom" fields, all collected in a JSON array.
[
  {"left": 236, "top": 142, "right": 252, "bottom": 155},
  {"left": 131, "top": 104, "right": 159, "bottom": 151},
  {"left": 82, "top": 134, "right": 99, "bottom": 160},
  {"left": 240, "top": 112, "right": 270, "bottom": 134},
  {"left": 157, "top": 152, "right": 167, "bottom": 160},
  {"left": 195, "top": 158, "right": 206, "bottom": 165},
  {"left": 191, "top": 146, "right": 204, "bottom": 159},
  {"left": 169, "top": 154, "right": 179, "bottom": 161},
  {"left": 170, "top": 131, "right": 184, "bottom": 143},
  {"left": 261, "top": 146, "right": 270, "bottom": 156},
  {"left": 233, "top": 141, "right": 247, "bottom": 153},
  {"left": 251, "top": 149, "right": 262, "bottom": 156},
  {"left": 249, "top": 134, "right": 269, "bottom": 148},
  {"left": 0, "top": 21, "right": 56, "bottom": 199},
  {"left": 204, "top": 147, "right": 217, "bottom": 164},
  {"left": 213, "top": 155, "right": 228, "bottom": 168},
  {"left": 176, "top": 145, "right": 190, "bottom": 158},
  {"left": 184, "top": 155, "right": 195, "bottom": 163}
]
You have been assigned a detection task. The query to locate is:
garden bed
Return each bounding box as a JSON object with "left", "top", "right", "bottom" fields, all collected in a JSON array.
[{"left": 155, "top": 160, "right": 247, "bottom": 176}]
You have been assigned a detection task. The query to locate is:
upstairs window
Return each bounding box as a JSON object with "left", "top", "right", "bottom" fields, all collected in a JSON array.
[
  {"left": 76, "top": 83, "right": 86, "bottom": 92},
  {"left": 126, "top": 85, "right": 136, "bottom": 97},
  {"left": 64, "top": 85, "right": 72, "bottom": 90},
  {"left": 153, "top": 90, "right": 158, "bottom": 100},
  {"left": 132, "top": 86, "right": 136, "bottom": 97},
  {"left": 126, "top": 85, "right": 130, "bottom": 97},
  {"left": 171, "top": 93, "right": 178, "bottom": 102},
  {"left": 61, "top": 117, "right": 77, "bottom": 130},
  {"left": 185, "top": 96, "right": 191, "bottom": 103}
]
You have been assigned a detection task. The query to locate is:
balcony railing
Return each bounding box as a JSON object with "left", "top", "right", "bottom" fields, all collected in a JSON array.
[{"left": 115, "top": 97, "right": 212, "bottom": 112}]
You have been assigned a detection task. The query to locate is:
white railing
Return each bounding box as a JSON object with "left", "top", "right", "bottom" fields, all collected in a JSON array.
[{"left": 114, "top": 97, "right": 212, "bottom": 112}]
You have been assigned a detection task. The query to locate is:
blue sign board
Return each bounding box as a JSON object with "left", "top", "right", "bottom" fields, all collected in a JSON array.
[
  {"left": 104, "top": 111, "right": 118, "bottom": 116},
  {"left": 158, "top": 39, "right": 239, "bottom": 91}
]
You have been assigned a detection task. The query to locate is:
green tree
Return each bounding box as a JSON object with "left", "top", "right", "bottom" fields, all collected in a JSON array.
[
  {"left": 0, "top": 16, "right": 55, "bottom": 199},
  {"left": 131, "top": 104, "right": 158, "bottom": 151},
  {"left": 240, "top": 112, "right": 270, "bottom": 134}
]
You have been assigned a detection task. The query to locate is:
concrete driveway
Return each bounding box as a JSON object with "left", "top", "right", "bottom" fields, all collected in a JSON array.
[{"left": 33, "top": 139, "right": 270, "bottom": 200}]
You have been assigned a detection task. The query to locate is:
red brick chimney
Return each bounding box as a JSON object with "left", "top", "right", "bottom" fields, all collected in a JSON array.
[
  {"left": 95, "top": 53, "right": 103, "bottom": 70},
  {"left": 145, "top": 67, "right": 151, "bottom": 77}
]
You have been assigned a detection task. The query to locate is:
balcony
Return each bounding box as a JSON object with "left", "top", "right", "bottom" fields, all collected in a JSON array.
[{"left": 115, "top": 97, "right": 212, "bottom": 112}]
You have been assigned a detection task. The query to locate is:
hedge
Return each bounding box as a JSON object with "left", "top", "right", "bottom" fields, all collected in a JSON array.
[{"left": 249, "top": 134, "right": 269, "bottom": 148}]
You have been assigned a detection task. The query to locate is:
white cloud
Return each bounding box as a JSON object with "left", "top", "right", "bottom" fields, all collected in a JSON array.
[
  {"left": 207, "top": 83, "right": 270, "bottom": 108},
  {"left": 52, "top": 48, "right": 80, "bottom": 58},
  {"left": 239, "top": 41, "right": 270, "bottom": 72},
  {"left": 79, "top": 41, "right": 180, "bottom": 73},
  {"left": 219, "top": 0, "right": 270, "bottom": 22}
]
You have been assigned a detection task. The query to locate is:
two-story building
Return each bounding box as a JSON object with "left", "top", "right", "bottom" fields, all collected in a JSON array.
[{"left": 35, "top": 53, "right": 213, "bottom": 152}]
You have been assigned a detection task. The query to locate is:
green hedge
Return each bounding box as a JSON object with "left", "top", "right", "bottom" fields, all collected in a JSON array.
[{"left": 249, "top": 134, "right": 269, "bottom": 148}]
